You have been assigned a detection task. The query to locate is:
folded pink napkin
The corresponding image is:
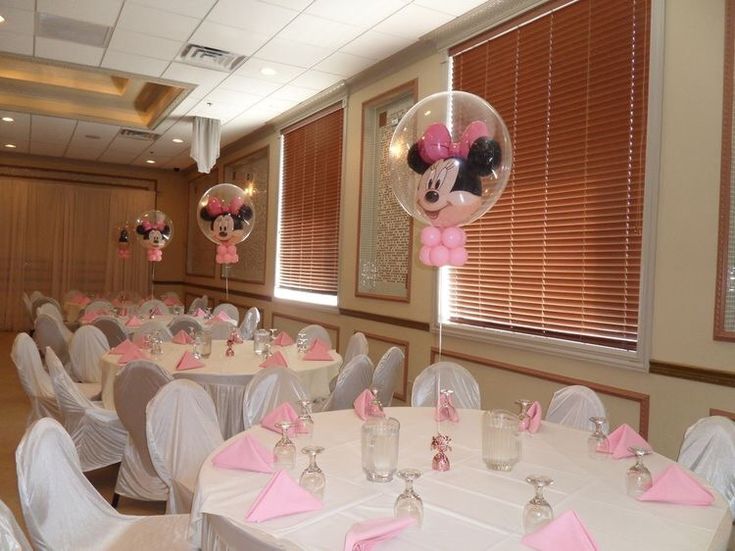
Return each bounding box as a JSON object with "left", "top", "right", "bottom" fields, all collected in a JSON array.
[
  {"left": 80, "top": 310, "right": 100, "bottom": 323},
  {"left": 601, "top": 424, "right": 651, "bottom": 458},
  {"left": 163, "top": 296, "right": 181, "bottom": 306},
  {"left": 194, "top": 308, "right": 207, "bottom": 318},
  {"left": 638, "top": 464, "right": 714, "bottom": 506},
  {"left": 210, "top": 311, "right": 234, "bottom": 323},
  {"left": 520, "top": 401, "right": 542, "bottom": 433},
  {"left": 259, "top": 351, "right": 288, "bottom": 368},
  {"left": 343, "top": 516, "right": 415, "bottom": 551},
  {"left": 212, "top": 434, "right": 274, "bottom": 473},
  {"left": 245, "top": 470, "right": 322, "bottom": 522},
  {"left": 172, "top": 329, "right": 194, "bottom": 345},
  {"left": 110, "top": 339, "right": 138, "bottom": 355},
  {"left": 273, "top": 332, "right": 294, "bottom": 346},
  {"left": 303, "top": 340, "right": 333, "bottom": 361},
  {"left": 521, "top": 510, "right": 598, "bottom": 551},
  {"left": 125, "top": 316, "right": 144, "bottom": 328},
  {"left": 353, "top": 389, "right": 383, "bottom": 420},
  {"left": 71, "top": 294, "right": 90, "bottom": 306},
  {"left": 177, "top": 350, "right": 205, "bottom": 371},
  {"left": 261, "top": 402, "right": 306, "bottom": 436},
  {"left": 117, "top": 347, "right": 149, "bottom": 365},
  {"left": 435, "top": 393, "right": 460, "bottom": 423},
  {"left": 308, "top": 339, "right": 330, "bottom": 353}
]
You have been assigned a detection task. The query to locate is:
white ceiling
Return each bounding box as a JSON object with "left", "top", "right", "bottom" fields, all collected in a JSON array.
[{"left": 0, "top": 0, "right": 487, "bottom": 170}]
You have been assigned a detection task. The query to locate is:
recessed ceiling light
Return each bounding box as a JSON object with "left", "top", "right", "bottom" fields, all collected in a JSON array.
[
  {"left": 4, "top": 143, "right": 17, "bottom": 148},
  {"left": 172, "top": 138, "right": 184, "bottom": 143},
  {"left": 260, "top": 67, "right": 277, "bottom": 76},
  {"left": 1, "top": 116, "right": 13, "bottom": 122},
  {"left": 145, "top": 159, "right": 156, "bottom": 164}
]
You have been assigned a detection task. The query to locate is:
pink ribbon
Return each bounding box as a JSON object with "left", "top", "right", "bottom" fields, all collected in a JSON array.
[
  {"left": 142, "top": 220, "right": 166, "bottom": 232},
  {"left": 205, "top": 196, "right": 245, "bottom": 217},
  {"left": 418, "top": 120, "right": 492, "bottom": 165}
]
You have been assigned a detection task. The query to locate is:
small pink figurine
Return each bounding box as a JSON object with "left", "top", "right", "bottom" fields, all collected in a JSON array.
[{"left": 431, "top": 433, "right": 452, "bottom": 471}]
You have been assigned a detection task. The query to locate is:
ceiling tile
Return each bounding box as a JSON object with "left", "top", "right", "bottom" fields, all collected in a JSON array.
[
  {"left": 218, "top": 74, "right": 281, "bottom": 96},
  {"left": 0, "top": 0, "right": 35, "bottom": 10},
  {"left": 104, "top": 134, "right": 153, "bottom": 153},
  {"left": 305, "top": 0, "right": 408, "bottom": 27},
  {"left": 0, "top": 111, "right": 30, "bottom": 141},
  {"left": 65, "top": 147, "right": 105, "bottom": 160},
  {"left": 340, "top": 30, "right": 413, "bottom": 60},
  {"left": 108, "top": 28, "right": 183, "bottom": 61},
  {"left": 72, "top": 120, "right": 120, "bottom": 142},
  {"left": 117, "top": 3, "right": 200, "bottom": 41},
  {"left": 168, "top": 94, "right": 200, "bottom": 117},
  {"left": 233, "top": 57, "right": 304, "bottom": 84},
  {"left": 207, "top": 0, "right": 298, "bottom": 34},
  {"left": 372, "top": 4, "right": 454, "bottom": 38},
  {"left": 160, "top": 149, "right": 193, "bottom": 169},
  {"left": 30, "top": 141, "right": 68, "bottom": 157},
  {"left": 258, "top": 0, "right": 312, "bottom": 10},
  {"left": 189, "top": 98, "right": 245, "bottom": 121},
  {"left": 202, "top": 87, "right": 262, "bottom": 108},
  {"left": 161, "top": 62, "right": 228, "bottom": 98},
  {"left": 252, "top": 95, "right": 298, "bottom": 115},
  {"left": 101, "top": 50, "right": 168, "bottom": 77},
  {"left": 35, "top": 37, "right": 105, "bottom": 66},
  {"left": 313, "top": 51, "right": 376, "bottom": 76},
  {"left": 30, "top": 115, "right": 76, "bottom": 143},
  {"left": 150, "top": 130, "right": 190, "bottom": 155},
  {"left": 413, "top": 0, "right": 488, "bottom": 17},
  {"left": 2, "top": 141, "right": 28, "bottom": 153},
  {"left": 97, "top": 149, "right": 140, "bottom": 163},
  {"left": 0, "top": 6, "right": 34, "bottom": 34},
  {"left": 269, "top": 84, "right": 314, "bottom": 103},
  {"left": 132, "top": 154, "right": 171, "bottom": 167},
  {"left": 0, "top": 31, "right": 32, "bottom": 55},
  {"left": 188, "top": 21, "right": 271, "bottom": 56},
  {"left": 37, "top": 0, "right": 123, "bottom": 26},
  {"left": 255, "top": 37, "right": 331, "bottom": 68},
  {"left": 129, "top": 0, "right": 218, "bottom": 19},
  {"left": 288, "top": 69, "right": 343, "bottom": 91},
  {"left": 277, "top": 13, "right": 363, "bottom": 50}
]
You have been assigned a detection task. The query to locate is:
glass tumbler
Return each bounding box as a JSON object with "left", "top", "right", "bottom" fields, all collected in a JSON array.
[
  {"left": 482, "top": 409, "right": 521, "bottom": 471},
  {"left": 361, "top": 415, "right": 400, "bottom": 482},
  {"left": 254, "top": 329, "right": 270, "bottom": 356}
]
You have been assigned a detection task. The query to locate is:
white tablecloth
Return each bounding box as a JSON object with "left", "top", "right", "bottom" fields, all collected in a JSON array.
[
  {"left": 100, "top": 341, "right": 341, "bottom": 438},
  {"left": 81, "top": 313, "right": 177, "bottom": 334},
  {"left": 190, "top": 408, "right": 732, "bottom": 550}
]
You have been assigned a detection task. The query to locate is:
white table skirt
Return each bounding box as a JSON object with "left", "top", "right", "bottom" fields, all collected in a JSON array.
[
  {"left": 190, "top": 408, "right": 732, "bottom": 551},
  {"left": 99, "top": 341, "right": 341, "bottom": 438}
]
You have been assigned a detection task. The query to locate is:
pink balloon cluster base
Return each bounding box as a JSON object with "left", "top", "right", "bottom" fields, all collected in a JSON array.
[
  {"left": 117, "top": 248, "right": 130, "bottom": 259},
  {"left": 146, "top": 249, "right": 162, "bottom": 262},
  {"left": 216, "top": 244, "right": 239, "bottom": 264},
  {"left": 419, "top": 226, "right": 468, "bottom": 267}
]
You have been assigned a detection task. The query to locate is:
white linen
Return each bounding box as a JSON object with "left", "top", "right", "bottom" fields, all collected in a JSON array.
[
  {"left": 93, "top": 316, "right": 129, "bottom": 347},
  {"left": 322, "top": 354, "right": 373, "bottom": 412},
  {"left": 411, "top": 361, "right": 481, "bottom": 409},
  {"left": 16, "top": 418, "right": 191, "bottom": 551},
  {"left": 212, "top": 304, "right": 239, "bottom": 325},
  {"left": 241, "top": 367, "right": 310, "bottom": 429},
  {"left": 170, "top": 315, "right": 204, "bottom": 336},
  {"left": 133, "top": 321, "right": 174, "bottom": 343},
  {"left": 678, "top": 416, "right": 735, "bottom": 516},
  {"left": 546, "top": 385, "right": 607, "bottom": 431},
  {"left": 191, "top": 408, "right": 733, "bottom": 551},
  {"left": 298, "top": 325, "right": 332, "bottom": 349},
  {"left": 46, "top": 348, "right": 127, "bottom": 472},
  {"left": 0, "top": 497, "right": 32, "bottom": 551},
  {"left": 191, "top": 116, "right": 221, "bottom": 174},
  {"left": 330, "top": 332, "right": 369, "bottom": 392},
  {"left": 239, "top": 308, "right": 260, "bottom": 340},
  {"left": 34, "top": 313, "right": 71, "bottom": 367},
  {"left": 371, "top": 346, "right": 404, "bottom": 407},
  {"left": 11, "top": 333, "right": 61, "bottom": 424},
  {"left": 146, "top": 380, "right": 224, "bottom": 514},
  {"left": 69, "top": 325, "right": 109, "bottom": 383}
]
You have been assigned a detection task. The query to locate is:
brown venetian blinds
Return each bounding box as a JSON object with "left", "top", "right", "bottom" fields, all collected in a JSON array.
[
  {"left": 279, "top": 105, "right": 344, "bottom": 295},
  {"left": 448, "top": 0, "right": 650, "bottom": 350}
]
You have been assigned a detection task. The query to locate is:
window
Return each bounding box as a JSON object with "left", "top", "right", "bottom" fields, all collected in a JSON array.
[
  {"left": 445, "top": 0, "right": 651, "bottom": 352},
  {"left": 276, "top": 104, "right": 344, "bottom": 306}
]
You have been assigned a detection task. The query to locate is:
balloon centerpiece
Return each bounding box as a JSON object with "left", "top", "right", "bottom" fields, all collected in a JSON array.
[
  {"left": 115, "top": 222, "right": 131, "bottom": 260},
  {"left": 389, "top": 91, "right": 512, "bottom": 267},
  {"left": 197, "top": 183, "right": 255, "bottom": 265},
  {"left": 135, "top": 210, "right": 173, "bottom": 262}
]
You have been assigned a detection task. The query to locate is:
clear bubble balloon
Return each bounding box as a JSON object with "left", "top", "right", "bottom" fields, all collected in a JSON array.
[
  {"left": 134, "top": 210, "right": 173, "bottom": 262},
  {"left": 197, "top": 183, "right": 255, "bottom": 265}
]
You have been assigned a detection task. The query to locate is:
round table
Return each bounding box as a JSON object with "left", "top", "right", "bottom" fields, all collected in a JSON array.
[
  {"left": 99, "top": 341, "right": 341, "bottom": 438},
  {"left": 81, "top": 313, "right": 177, "bottom": 334},
  {"left": 190, "top": 408, "right": 732, "bottom": 550}
]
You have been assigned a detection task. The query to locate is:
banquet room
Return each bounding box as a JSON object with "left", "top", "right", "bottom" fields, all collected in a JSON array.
[{"left": 1, "top": 0, "right": 735, "bottom": 549}]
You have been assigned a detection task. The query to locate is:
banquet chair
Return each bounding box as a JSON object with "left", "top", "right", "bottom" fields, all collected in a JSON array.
[
  {"left": 371, "top": 347, "right": 405, "bottom": 407},
  {"left": 93, "top": 316, "right": 128, "bottom": 348},
  {"left": 298, "top": 324, "right": 332, "bottom": 348},
  {"left": 146, "top": 380, "right": 224, "bottom": 514},
  {"left": 329, "top": 332, "right": 369, "bottom": 392},
  {"left": 411, "top": 361, "right": 481, "bottom": 409},
  {"left": 85, "top": 299, "right": 114, "bottom": 315},
  {"left": 37, "top": 301, "right": 64, "bottom": 324},
  {"left": 46, "top": 348, "right": 127, "bottom": 472},
  {"left": 22, "top": 292, "right": 35, "bottom": 326},
  {"left": 16, "top": 418, "right": 191, "bottom": 551},
  {"left": 0, "top": 497, "right": 32, "bottom": 551},
  {"left": 113, "top": 361, "right": 173, "bottom": 505},
  {"left": 132, "top": 321, "right": 174, "bottom": 344},
  {"left": 29, "top": 290, "right": 43, "bottom": 303},
  {"left": 138, "top": 299, "right": 170, "bottom": 317},
  {"left": 678, "top": 416, "right": 735, "bottom": 516},
  {"left": 322, "top": 354, "right": 374, "bottom": 412},
  {"left": 188, "top": 295, "right": 209, "bottom": 314},
  {"left": 546, "top": 385, "right": 607, "bottom": 431},
  {"left": 69, "top": 325, "right": 108, "bottom": 383},
  {"left": 32, "top": 296, "right": 62, "bottom": 318},
  {"left": 169, "top": 315, "right": 203, "bottom": 336},
  {"left": 33, "top": 313, "right": 72, "bottom": 367},
  {"left": 213, "top": 303, "right": 240, "bottom": 324},
  {"left": 242, "top": 367, "right": 310, "bottom": 429},
  {"left": 209, "top": 321, "right": 234, "bottom": 340},
  {"left": 160, "top": 291, "right": 181, "bottom": 303},
  {"left": 239, "top": 307, "right": 260, "bottom": 340},
  {"left": 11, "top": 333, "right": 61, "bottom": 424}
]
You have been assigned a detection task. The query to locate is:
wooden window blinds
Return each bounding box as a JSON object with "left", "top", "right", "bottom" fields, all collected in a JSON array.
[
  {"left": 279, "top": 105, "right": 344, "bottom": 296},
  {"left": 448, "top": 0, "right": 650, "bottom": 350}
]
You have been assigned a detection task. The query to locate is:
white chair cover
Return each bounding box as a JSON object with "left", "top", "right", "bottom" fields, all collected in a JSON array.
[
  {"left": 16, "top": 418, "right": 191, "bottom": 551},
  {"left": 93, "top": 316, "right": 128, "bottom": 348},
  {"left": 34, "top": 313, "right": 72, "bottom": 366},
  {"left": 160, "top": 291, "right": 181, "bottom": 303},
  {"left": 546, "top": 385, "right": 607, "bottom": 431},
  {"left": 242, "top": 368, "right": 309, "bottom": 429},
  {"left": 22, "top": 292, "right": 34, "bottom": 325},
  {"left": 32, "top": 296, "right": 62, "bottom": 318},
  {"left": 138, "top": 299, "right": 170, "bottom": 317},
  {"left": 322, "top": 354, "right": 373, "bottom": 412},
  {"left": 46, "top": 348, "right": 127, "bottom": 472},
  {"left": 298, "top": 325, "right": 332, "bottom": 348},
  {"left": 188, "top": 295, "right": 209, "bottom": 314},
  {"left": 411, "top": 361, "right": 481, "bottom": 409},
  {"left": 678, "top": 416, "right": 735, "bottom": 516},
  {"left": 239, "top": 307, "right": 260, "bottom": 340},
  {"left": 132, "top": 321, "right": 174, "bottom": 344},
  {"left": 371, "top": 347, "right": 404, "bottom": 407},
  {"left": 29, "top": 290, "right": 43, "bottom": 303},
  {"left": 213, "top": 303, "right": 239, "bottom": 324},
  {"left": 69, "top": 325, "right": 109, "bottom": 383},
  {"left": 146, "top": 380, "right": 224, "bottom": 514},
  {"left": 85, "top": 300, "right": 113, "bottom": 314},
  {"left": 209, "top": 322, "right": 234, "bottom": 340},
  {"left": 330, "top": 332, "right": 370, "bottom": 392},
  {"left": 37, "top": 302, "right": 64, "bottom": 323},
  {"left": 63, "top": 289, "right": 82, "bottom": 302},
  {"left": 11, "top": 333, "right": 61, "bottom": 424},
  {"left": 0, "top": 498, "right": 31, "bottom": 551},
  {"left": 114, "top": 361, "right": 172, "bottom": 502},
  {"left": 169, "top": 315, "right": 203, "bottom": 336}
]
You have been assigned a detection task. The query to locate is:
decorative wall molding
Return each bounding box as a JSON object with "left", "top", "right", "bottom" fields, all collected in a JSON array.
[
  {"left": 710, "top": 408, "right": 735, "bottom": 420},
  {"left": 338, "top": 308, "right": 429, "bottom": 331},
  {"left": 650, "top": 360, "right": 735, "bottom": 388},
  {"left": 183, "top": 282, "right": 272, "bottom": 303}
]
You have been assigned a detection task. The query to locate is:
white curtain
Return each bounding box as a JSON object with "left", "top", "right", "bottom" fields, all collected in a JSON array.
[
  {"left": 0, "top": 177, "right": 154, "bottom": 330},
  {"left": 190, "top": 116, "right": 221, "bottom": 174}
]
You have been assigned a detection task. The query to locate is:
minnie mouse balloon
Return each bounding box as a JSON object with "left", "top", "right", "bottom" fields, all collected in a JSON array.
[
  {"left": 134, "top": 210, "right": 173, "bottom": 262},
  {"left": 196, "top": 183, "right": 254, "bottom": 265},
  {"left": 388, "top": 91, "right": 512, "bottom": 267},
  {"left": 115, "top": 222, "right": 131, "bottom": 260}
]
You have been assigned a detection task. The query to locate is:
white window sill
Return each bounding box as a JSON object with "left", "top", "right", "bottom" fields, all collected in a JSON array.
[{"left": 273, "top": 287, "right": 339, "bottom": 311}]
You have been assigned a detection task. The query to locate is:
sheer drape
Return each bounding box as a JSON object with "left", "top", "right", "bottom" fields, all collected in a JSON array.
[{"left": 0, "top": 177, "right": 154, "bottom": 330}]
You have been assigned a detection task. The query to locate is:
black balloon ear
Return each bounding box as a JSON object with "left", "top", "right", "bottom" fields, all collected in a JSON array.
[
  {"left": 407, "top": 143, "right": 431, "bottom": 174},
  {"left": 136, "top": 224, "right": 146, "bottom": 235},
  {"left": 238, "top": 205, "right": 253, "bottom": 221},
  {"left": 200, "top": 206, "right": 216, "bottom": 221},
  {"left": 467, "top": 137, "right": 501, "bottom": 177}
]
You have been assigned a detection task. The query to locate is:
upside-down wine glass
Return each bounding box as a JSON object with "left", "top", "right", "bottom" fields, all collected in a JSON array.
[
  {"left": 515, "top": 399, "right": 532, "bottom": 430},
  {"left": 394, "top": 468, "right": 423, "bottom": 527},
  {"left": 587, "top": 417, "right": 609, "bottom": 459},
  {"left": 299, "top": 446, "right": 326, "bottom": 499},
  {"left": 626, "top": 446, "right": 653, "bottom": 497},
  {"left": 523, "top": 475, "right": 554, "bottom": 534},
  {"left": 274, "top": 421, "right": 296, "bottom": 468},
  {"left": 297, "top": 399, "right": 314, "bottom": 441}
]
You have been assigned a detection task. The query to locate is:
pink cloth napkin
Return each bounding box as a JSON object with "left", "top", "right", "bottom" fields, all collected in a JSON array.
[
  {"left": 245, "top": 470, "right": 322, "bottom": 523},
  {"left": 71, "top": 294, "right": 90, "bottom": 306},
  {"left": 125, "top": 316, "right": 144, "bottom": 328},
  {"left": 172, "top": 330, "right": 194, "bottom": 345},
  {"left": 110, "top": 339, "right": 138, "bottom": 355},
  {"left": 273, "top": 332, "right": 294, "bottom": 346},
  {"left": 303, "top": 339, "right": 333, "bottom": 361},
  {"left": 117, "top": 347, "right": 149, "bottom": 365},
  {"left": 163, "top": 296, "right": 181, "bottom": 306},
  {"left": 194, "top": 308, "right": 207, "bottom": 318},
  {"left": 521, "top": 510, "right": 598, "bottom": 551},
  {"left": 520, "top": 401, "right": 542, "bottom": 433},
  {"left": 261, "top": 402, "right": 306, "bottom": 436},
  {"left": 177, "top": 351, "right": 205, "bottom": 371},
  {"left": 638, "top": 464, "right": 714, "bottom": 506},
  {"left": 435, "top": 393, "right": 460, "bottom": 423},
  {"left": 210, "top": 311, "right": 233, "bottom": 323},
  {"left": 259, "top": 351, "right": 288, "bottom": 368},
  {"left": 353, "top": 389, "right": 383, "bottom": 420},
  {"left": 80, "top": 310, "right": 100, "bottom": 323},
  {"left": 343, "top": 516, "right": 415, "bottom": 551},
  {"left": 212, "top": 434, "right": 274, "bottom": 473},
  {"left": 601, "top": 424, "right": 651, "bottom": 458}
]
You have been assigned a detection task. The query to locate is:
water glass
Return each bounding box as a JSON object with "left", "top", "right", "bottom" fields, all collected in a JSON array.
[
  {"left": 200, "top": 329, "right": 212, "bottom": 358},
  {"left": 626, "top": 447, "right": 653, "bottom": 497},
  {"left": 587, "top": 417, "right": 609, "bottom": 459},
  {"left": 274, "top": 421, "right": 296, "bottom": 469},
  {"left": 482, "top": 409, "right": 521, "bottom": 471},
  {"left": 361, "top": 415, "right": 400, "bottom": 482},
  {"left": 523, "top": 475, "right": 554, "bottom": 534},
  {"left": 254, "top": 329, "right": 270, "bottom": 356},
  {"left": 300, "top": 446, "right": 326, "bottom": 499},
  {"left": 394, "top": 468, "right": 423, "bottom": 527}
]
